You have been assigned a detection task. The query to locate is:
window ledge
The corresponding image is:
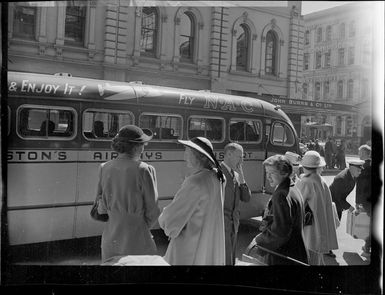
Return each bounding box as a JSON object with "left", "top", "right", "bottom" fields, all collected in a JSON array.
[
  {"left": 229, "top": 70, "right": 258, "bottom": 77},
  {"left": 260, "top": 74, "right": 285, "bottom": 82},
  {"left": 10, "top": 38, "right": 39, "bottom": 46}
]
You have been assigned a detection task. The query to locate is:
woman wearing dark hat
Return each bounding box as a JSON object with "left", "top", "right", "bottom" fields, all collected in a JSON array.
[
  {"left": 158, "top": 137, "right": 226, "bottom": 265},
  {"left": 95, "top": 125, "right": 160, "bottom": 262}
]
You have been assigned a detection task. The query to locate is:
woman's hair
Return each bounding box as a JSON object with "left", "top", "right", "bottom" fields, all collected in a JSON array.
[
  {"left": 189, "top": 147, "right": 224, "bottom": 182},
  {"left": 263, "top": 154, "right": 293, "bottom": 177},
  {"left": 189, "top": 147, "right": 215, "bottom": 169},
  {"left": 111, "top": 137, "right": 143, "bottom": 155}
]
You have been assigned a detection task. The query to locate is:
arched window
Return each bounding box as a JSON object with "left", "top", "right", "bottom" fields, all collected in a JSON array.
[
  {"left": 302, "top": 83, "right": 308, "bottom": 99},
  {"left": 349, "top": 21, "right": 355, "bottom": 37},
  {"left": 315, "top": 51, "right": 322, "bottom": 69},
  {"left": 315, "top": 82, "right": 321, "bottom": 100},
  {"left": 236, "top": 24, "right": 249, "bottom": 71},
  {"left": 305, "top": 30, "right": 310, "bottom": 45},
  {"left": 325, "top": 50, "right": 331, "bottom": 67},
  {"left": 13, "top": 4, "right": 37, "bottom": 40},
  {"left": 65, "top": 1, "right": 87, "bottom": 46},
  {"left": 140, "top": 7, "right": 158, "bottom": 57},
  {"left": 362, "top": 79, "right": 369, "bottom": 98},
  {"left": 265, "top": 30, "right": 277, "bottom": 75},
  {"left": 326, "top": 25, "right": 332, "bottom": 41},
  {"left": 347, "top": 79, "right": 354, "bottom": 99},
  {"left": 316, "top": 27, "right": 322, "bottom": 43},
  {"left": 339, "top": 23, "right": 345, "bottom": 39},
  {"left": 324, "top": 81, "right": 329, "bottom": 99},
  {"left": 179, "top": 12, "right": 195, "bottom": 62},
  {"left": 304, "top": 53, "right": 309, "bottom": 70},
  {"left": 337, "top": 80, "right": 344, "bottom": 98},
  {"left": 336, "top": 116, "right": 342, "bottom": 135},
  {"left": 348, "top": 46, "right": 355, "bottom": 65},
  {"left": 338, "top": 48, "right": 345, "bottom": 65}
]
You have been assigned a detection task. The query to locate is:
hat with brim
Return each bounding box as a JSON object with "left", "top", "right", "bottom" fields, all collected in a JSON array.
[
  {"left": 178, "top": 137, "right": 216, "bottom": 164},
  {"left": 285, "top": 151, "right": 302, "bottom": 166},
  {"left": 300, "top": 150, "right": 326, "bottom": 168},
  {"left": 348, "top": 159, "right": 365, "bottom": 169},
  {"left": 115, "top": 124, "right": 153, "bottom": 143}
]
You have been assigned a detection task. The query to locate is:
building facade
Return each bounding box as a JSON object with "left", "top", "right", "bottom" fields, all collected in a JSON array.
[
  {"left": 7, "top": 1, "right": 305, "bottom": 132},
  {"left": 302, "top": 2, "right": 376, "bottom": 150}
]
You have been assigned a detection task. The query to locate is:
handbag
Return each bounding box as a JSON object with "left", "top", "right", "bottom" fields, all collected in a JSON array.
[
  {"left": 90, "top": 200, "right": 109, "bottom": 222},
  {"left": 304, "top": 202, "right": 313, "bottom": 226}
]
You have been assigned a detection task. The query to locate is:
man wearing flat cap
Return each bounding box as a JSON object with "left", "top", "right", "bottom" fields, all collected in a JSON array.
[{"left": 329, "top": 159, "right": 364, "bottom": 221}]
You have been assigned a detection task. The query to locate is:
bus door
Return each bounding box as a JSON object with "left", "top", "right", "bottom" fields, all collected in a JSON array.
[
  {"left": 263, "top": 119, "right": 299, "bottom": 194},
  {"left": 73, "top": 103, "right": 135, "bottom": 239},
  {"left": 7, "top": 102, "right": 79, "bottom": 245},
  {"left": 137, "top": 107, "right": 186, "bottom": 216}
]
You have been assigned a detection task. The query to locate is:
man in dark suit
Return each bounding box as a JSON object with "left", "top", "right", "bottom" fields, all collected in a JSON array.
[
  {"left": 329, "top": 160, "right": 364, "bottom": 220},
  {"left": 221, "top": 143, "right": 251, "bottom": 265},
  {"left": 356, "top": 144, "right": 372, "bottom": 256}
]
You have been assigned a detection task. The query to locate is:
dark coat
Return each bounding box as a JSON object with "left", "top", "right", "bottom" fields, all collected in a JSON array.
[
  {"left": 356, "top": 160, "right": 372, "bottom": 213},
  {"left": 329, "top": 168, "right": 355, "bottom": 215},
  {"left": 254, "top": 177, "right": 309, "bottom": 265},
  {"left": 221, "top": 162, "right": 251, "bottom": 265}
]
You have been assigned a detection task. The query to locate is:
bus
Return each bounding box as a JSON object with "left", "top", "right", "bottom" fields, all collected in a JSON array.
[{"left": 6, "top": 71, "right": 301, "bottom": 246}]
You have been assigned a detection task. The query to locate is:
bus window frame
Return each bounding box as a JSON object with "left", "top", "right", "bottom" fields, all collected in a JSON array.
[
  {"left": 270, "top": 121, "right": 295, "bottom": 147},
  {"left": 138, "top": 112, "right": 184, "bottom": 142},
  {"left": 229, "top": 117, "right": 263, "bottom": 144},
  {"left": 82, "top": 108, "right": 135, "bottom": 141},
  {"left": 187, "top": 115, "right": 225, "bottom": 143},
  {"left": 16, "top": 104, "right": 78, "bottom": 141}
]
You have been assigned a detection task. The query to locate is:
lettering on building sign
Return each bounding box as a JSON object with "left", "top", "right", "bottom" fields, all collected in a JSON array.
[{"left": 8, "top": 80, "right": 87, "bottom": 96}]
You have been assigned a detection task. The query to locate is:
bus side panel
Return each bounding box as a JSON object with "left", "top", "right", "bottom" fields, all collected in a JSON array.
[
  {"left": 74, "top": 205, "right": 104, "bottom": 238},
  {"left": 7, "top": 161, "right": 78, "bottom": 207},
  {"left": 74, "top": 160, "right": 105, "bottom": 238},
  {"left": 8, "top": 208, "right": 75, "bottom": 245}
]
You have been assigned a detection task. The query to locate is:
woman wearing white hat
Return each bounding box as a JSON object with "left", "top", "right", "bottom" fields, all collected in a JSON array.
[
  {"left": 295, "top": 151, "right": 339, "bottom": 265},
  {"left": 158, "top": 137, "right": 226, "bottom": 265}
]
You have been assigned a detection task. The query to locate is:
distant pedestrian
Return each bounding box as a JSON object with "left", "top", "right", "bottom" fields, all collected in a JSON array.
[
  {"left": 296, "top": 151, "right": 338, "bottom": 264},
  {"left": 331, "top": 138, "right": 338, "bottom": 168},
  {"left": 329, "top": 160, "right": 364, "bottom": 220},
  {"left": 158, "top": 137, "right": 226, "bottom": 265},
  {"left": 246, "top": 155, "right": 309, "bottom": 265},
  {"left": 284, "top": 151, "right": 302, "bottom": 183},
  {"left": 324, "top": 137, "right": 333, "bottom": 169},
  {"left": 221, "top": 143, "right": 251, "bottom": 265},
  {"left": 336, "top": 139, "right": 346, "bottom": 169},
  {"left": 356, "top": 144, "right": 372, "bottom": 256},
  {"left": 95, "top": 125, "right": 160, "bottom": 262}
]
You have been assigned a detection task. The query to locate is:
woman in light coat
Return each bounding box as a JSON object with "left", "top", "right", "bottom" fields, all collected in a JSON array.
[
  {"left": 95, "top": 125, "right": 160, "bottom": 262},
  {"left": 158, "top": 137, "right": 226, "bottom": 265},
  {"left": 295, "top": 151, "right": 339, "bottom": 265}
]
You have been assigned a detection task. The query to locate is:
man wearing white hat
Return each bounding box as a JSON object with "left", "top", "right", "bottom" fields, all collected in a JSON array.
[
  {"left": 329, "top": 159, "right": 364, "bottom": 220},
  {"left": 295, "top": 151, "right": 339, "bottom": 265}
]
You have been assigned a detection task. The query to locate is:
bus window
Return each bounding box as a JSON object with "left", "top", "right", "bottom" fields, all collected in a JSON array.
[
  {"left": 17, "top": 105, "right": 76, "bottom": 139},
  {"left": 229, "top": 119, "right": 262, "bottom": 143},
  {"left": 188, "top": 116, "right": 224, "bottom": 142},
  {"left": 139, "top": 113, "right": 182, "bottom": 141},
  {"left": 271, "top": 122, "right": 295, "bottom": 146},
  {"left": 83, "top": 109, "right": 134, "bottom": 140}
]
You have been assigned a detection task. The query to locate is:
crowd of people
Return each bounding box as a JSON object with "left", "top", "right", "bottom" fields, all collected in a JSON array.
[{"left": 92, "top": 124, "right": 372, "bottom": 265}]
